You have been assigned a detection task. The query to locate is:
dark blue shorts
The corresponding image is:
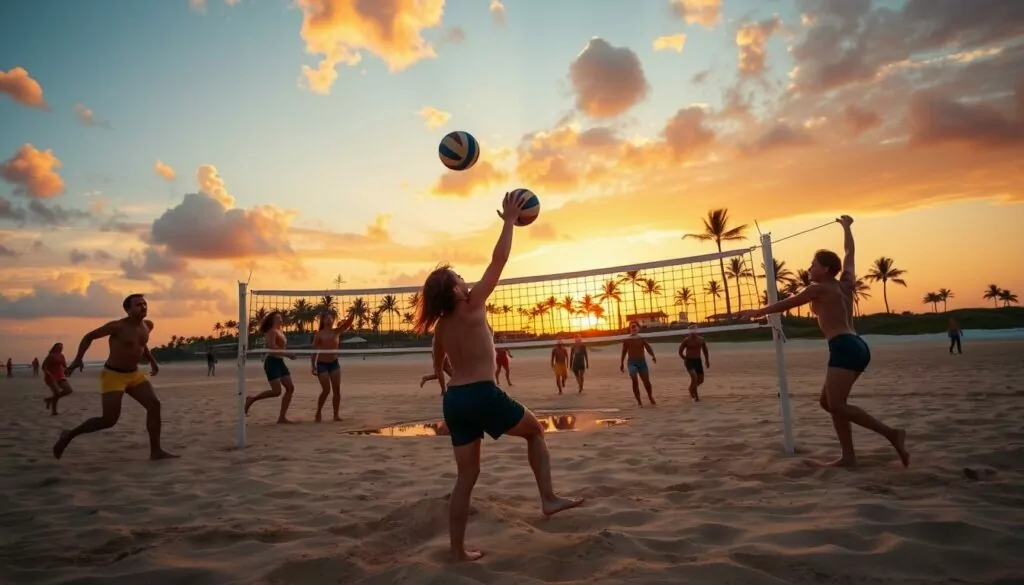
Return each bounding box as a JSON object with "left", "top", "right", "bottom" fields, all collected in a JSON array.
[
  {"left": 827, "top": 334, "right": 871, "bottom": 373},
  {"left": 684, "top": 358, "right": 704, "bottom": 375},
  {"left": 264, "top": 356, "right": 291, "bottom": 381},
  {"left": 627, "top": 358, "right": 649, "bottom": 376},
  {"left": 442, "top": 381, "right": 526, "bottom": 447},
  {"left": 315, "top": 360, "right": 340, "bottom": 375}
]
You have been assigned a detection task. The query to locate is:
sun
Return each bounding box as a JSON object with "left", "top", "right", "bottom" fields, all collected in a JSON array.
[{"left": 569, "top": 314, "right": 602, "bottom": 330}]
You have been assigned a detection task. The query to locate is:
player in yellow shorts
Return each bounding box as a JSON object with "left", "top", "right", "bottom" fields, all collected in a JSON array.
[
  {"left": 550, "top": 339, "right": 569, "bottom": 394},
  {"left": 53, "top": 294, "right": 178, "bottom": 461}
]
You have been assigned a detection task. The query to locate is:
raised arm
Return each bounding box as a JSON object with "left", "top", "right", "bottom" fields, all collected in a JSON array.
[
  {"left": 467, "top": 192, "right": 526, "bottom": 311},
  {"left": 838, "top": 215, "right": 855, "bottom": 284},
  {"left": 333, "top": 314, "right": 355, "bottom": 334}
]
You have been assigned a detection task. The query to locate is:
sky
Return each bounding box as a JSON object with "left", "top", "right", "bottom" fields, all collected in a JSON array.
[{"left": 1, "top": 0, "right": 1023, "bottom": 360}]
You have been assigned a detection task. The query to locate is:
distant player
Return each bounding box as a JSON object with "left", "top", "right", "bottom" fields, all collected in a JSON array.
[
  {"left": 42, "top": 343, "right": 73, "bottom": 415},
  {"left": 311, "top": 311, "right": 355, "bottom": 422},
  {"left": 53, "top": 294, "right": 177, "bottom": 460},
  {"left": 677, "top": 325, "right": 709, "bottom": 402},
  {"left": 206, "top": 348, "right": 217, "bottom": 376},
  {"left": 947, "top": 317, "right": 962, "bottom": 355},
  {"left": 494, "top": 336, "right": 513, "bottom": 386},
  {"left": 738, "top": 215, "right": 909, "bottom": 468},
  {"left": 569, "top": 335, "right": 589, "bottom": 393},
  {"left": 32, "top": 357, "right": 40, "bottom": 377},
  {"left": 620, "top": 322, "right": 657, "bottom": 406},
  {"left": 244, "top": 311, "right": 298, "bottom": 423},
  {"left": 415, "top": 191, "right": 582, "bottom": 562},
  {"left": 550, "top": 339, "right": 569, "bottom": 394}
]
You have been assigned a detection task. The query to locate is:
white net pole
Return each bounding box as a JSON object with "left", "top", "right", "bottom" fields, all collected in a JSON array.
[
  {"left": 236, "top": 281, "right": 248, "bottom": 450},
  {"left": 760, "top": 233, "right": 795, "bottom": 455}
]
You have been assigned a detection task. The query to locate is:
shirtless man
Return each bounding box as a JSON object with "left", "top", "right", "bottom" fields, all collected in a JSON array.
[
  {"left": 738, "top": 216, "right": 909, "bottom": 468},
  {"left": 947, "top": 317, "right": 962, "bottom": 355},
  {"left": 494, "top": 337, "right": 513, "bottom": 386},
  {"left": 620, "top": 322, "right": 657, "bottom": 406},
  {"left": 311, "top": 312, "right": 355, "bottom": 421},
  {"left": 206, "top": 348, "right": 217, "bottom": 376},
  {"left": 245, "top": 311, "right": 298, "bottom": 423},
  {"left": 53, "top": 294, "right": 177, "bottom": 460},
  {"left": 415, "top": 191, "right": 582, "bottom": 562},
  {"left": 550, "top": 339, "right": 569, "bottom": 394},
  {"left": 677, "top": 325, "right": 709, "bottom": 402},
  {"left": 569, "top": 335, "right": 588, "bottom": 393}
]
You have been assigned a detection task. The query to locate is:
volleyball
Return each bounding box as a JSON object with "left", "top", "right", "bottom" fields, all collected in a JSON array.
[
  {"left": 511, "top": 188, "right": 540, "bottom": 226},
  {"left": 438, "top": 131, "right": 480, "bottom": 171}
]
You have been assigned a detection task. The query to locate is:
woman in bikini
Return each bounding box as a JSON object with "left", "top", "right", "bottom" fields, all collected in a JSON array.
[
  {"left": 42, "top": 343, "right": 74, "bottom": 415},
  {"left": 311, "top": 312, "right": 354, "bottom": 422},
  {"left": 244, "top": 311, "right": 298, "bottom": 423}
]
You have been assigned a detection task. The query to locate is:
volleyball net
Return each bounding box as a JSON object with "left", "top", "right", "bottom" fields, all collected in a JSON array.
[{"left": 234, "top": 233, "right": 794, "bottom": 452}]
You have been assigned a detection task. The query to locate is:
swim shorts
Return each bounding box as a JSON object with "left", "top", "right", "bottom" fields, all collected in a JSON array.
[
  {"left": 442, "top": 380, "right": 526, "bottom": 447},
  {"left": 100, "top": 366, "right": 148, "bottom": 394},
  {"left": 827, "top": 334, "right": 871, "bottom": 373},
  {"left": 626, "top": 358, "right": 649, "bottom": 376},
  {"left": 684, "top": 358, "right": 704, "bottom": 375},
  {"left": 315, "top": 359, "right": 340, "bottom": 375},
  {"left": 264, "top": 356, "right": 291, "bottom": 381},
  {"left": 552, "top": 363, "right": 568, "bottom": 377}
]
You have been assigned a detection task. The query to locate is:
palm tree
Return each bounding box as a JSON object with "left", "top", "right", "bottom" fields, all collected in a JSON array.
[
  {"left": 673, "top": 286, "right": 696, "bottom": 322},
  {"left": 640, "top": 278, "right": 662, "bottom": 315},
  {"left": 617, "top": 270, "right": 645, "bottom": 321},
  {"left": 543, "top": 296, "right": 558, "bottom": 333},
  {"left": 937, "top": 288, "right": 953, "bottom": 312},
  {"left": 317, "top": 295, "right": 338, "bottom": 319},
  {"left": 578, "top": 294, "right": 601, "bottom": 325},
  {"left": 348, "top": 298, "right": 369, "bottom": 330},
  {"left": 224, "top": 319, "right": 239, "bottom": 337},
  {"left": 291, "top": 298, "right": 315, "bottom": 332},
  {"left": 725, "top": 257, "right": 753, "bottom": 312},
  {"left": 406, "top": 292, "right": 421, "bottom": 312},
  {"left": 213, "top": 322, "right": 223, "bottom": 337},
  {"left": 704, "top": 280, "right": 722, "bottom": 318},
  {"left": 598, "top": 279, "right": 624, "bottom": 330},
  {"left": 683, "top": 208, "right": 749, "bottom": 318},
  {"left": 864, "top": 256, "right": 908, "bottom": 314},
  {"left": 535, "top": 301, "right": 552, "bottom": 335},
  {"left": 369, "top": 309, "right": 383, "bottom": 345},
  {"left": 333, "top": 274, "right": 346, "bottom": 288},
  {"left": 559, "top": 295, "right": 576, "bottom": 330},
  {"left": 983, "top": 284, "right": 1003, "bottom": 308},
  {"left": 378, "top": 294, "right": 401, "bottom": 340},
  {"left": 923, "top": 292, "right": 941, "bottom": 313},
  {"left": 516, "top": 306, "right": 531, "bottom": 332},
  {"left": 782, "top": 281, "right": 801, "bottom": 315},
  {"left": 401, "top": 312, "right": 415, "bottom": 328},
  {"left": 852, "top": 278, "right": 871, "bottom": 316},
  {"left": 762, "top": 258, "right": 796, "bottom": 293},
  {"left": 998, "top": 289, "right": 1019, "bottom": 307}
]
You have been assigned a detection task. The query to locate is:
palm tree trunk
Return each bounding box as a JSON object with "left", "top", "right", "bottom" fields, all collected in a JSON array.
[
  {"left": 942, "top": 300, "right": 947, "bottom": 312},
  {"left": 882, "top": 281, "right": 891, "bottom": 313},
  {"left": 734, "top": 277, "right": 743, "bottom": 312},
  {"left": 717, "top": 244, "right": 733, "bottom": 317}
]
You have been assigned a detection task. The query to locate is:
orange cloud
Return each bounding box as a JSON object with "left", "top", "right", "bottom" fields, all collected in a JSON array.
[
  {"left": 489, "top": 0, "right": 506, "bottom": 26},
  {"left": 0, "top": 144, "right": 65, "bottom": 198},
  {"left": 843, "top": 104, "right": 883, "bottom": 135},
  {"left": 670, "top": 0, "right": 722, "bottom": 28},
  {"left": 196, "top": 164, "right": 235, "bottom": 207},
  {"left": 417, "top": 106, "right": 451, "bottom": 129},
  {"left": 736, "top": 16, "right": 780, "bottom": 77},
  {"left": 653, "top": 34, "right": 687, "bottom": 53},
  {"left": 155, "top": 160, "right": 176, "bottom": 181},
  {"left": 908, "top": 88, "right": 1024, "bottom": 149},
  {"left": 431, "top": 160, "right": 509, "bottom": 197},
  {"left": 569, "top": 38, "right": 649, "bottom": 119},
  {"left": 73, "top": 104, "right": 110, "bottom": 128},
  {"left": 0, "top": 67, "right": 48, "bottom": 110},
  {"left": 296, "top": 0, "right": 445, "bottom": 94}
]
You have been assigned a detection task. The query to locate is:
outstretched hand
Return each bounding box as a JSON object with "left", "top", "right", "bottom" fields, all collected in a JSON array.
[
  {"left": 496, "top": 191, "right": 528, "bottom": 224},
  {"left": 836, "top": 215, "right": 854, "bottom": 227}
]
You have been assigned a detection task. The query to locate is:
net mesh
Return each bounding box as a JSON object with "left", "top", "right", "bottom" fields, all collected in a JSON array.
[{"left": 246, "top": 247, "right": 768, "bottom": 355}]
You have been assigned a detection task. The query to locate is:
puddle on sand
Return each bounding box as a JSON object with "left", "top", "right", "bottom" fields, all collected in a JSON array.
[{"left": 345, "top": 409, "right": 630, "bottom": 438}]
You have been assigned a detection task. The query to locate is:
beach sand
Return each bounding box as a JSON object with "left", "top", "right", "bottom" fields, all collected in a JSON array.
[{"left": 2, "top": 339, "right": 1023, "bottom": 584}]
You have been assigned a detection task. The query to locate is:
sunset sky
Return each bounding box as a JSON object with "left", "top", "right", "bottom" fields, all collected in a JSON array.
[{"left": 1, "top": 0, "right": 1023, "bottom": 360}]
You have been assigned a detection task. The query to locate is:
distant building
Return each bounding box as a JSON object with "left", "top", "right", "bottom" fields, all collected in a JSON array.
[{"left": 625, "top": 311, "right": 669, "bottom": 328}]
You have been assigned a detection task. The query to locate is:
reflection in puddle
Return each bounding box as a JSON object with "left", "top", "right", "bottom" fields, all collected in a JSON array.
[{"left": 345, "top": 410, "right": 630, "bottom": 438}]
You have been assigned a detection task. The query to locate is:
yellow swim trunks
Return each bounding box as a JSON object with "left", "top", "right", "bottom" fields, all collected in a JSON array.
[
  {"left": 552, "top": 363, "right": 568, "bottom": 377},
  {"left": 99, "top": 367, "right": 148, "bottom": 394}
]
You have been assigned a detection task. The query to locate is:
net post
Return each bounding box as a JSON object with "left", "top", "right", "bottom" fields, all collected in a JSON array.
[
  {"left": 236, "top": 281, "right": 247, "bottom": 450},
  {"left": 760, "top": 233, "right": 795, "bottom": 455}
]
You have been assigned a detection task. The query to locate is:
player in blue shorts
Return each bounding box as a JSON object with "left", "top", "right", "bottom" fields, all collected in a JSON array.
[
  {"left": 620, "top": 322, "right": 657, "bottom": 406},
  {"left": 415, "top": 191, "right": 583, "bottom": 562},
  {"left": 739, "top": 215, "right": 909, "bottom": 468},
  {"left": 244, "top": 311, "right": 298, "bottom": 424}
]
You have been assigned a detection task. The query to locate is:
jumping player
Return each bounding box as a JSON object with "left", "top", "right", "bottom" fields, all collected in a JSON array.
[
  {"left": 738, "top": 215, "right": 909, "bottom": 468},
  {"left": 311, "top": 312, "right": 355, "bottom": 421},
  {"left": 415, "top": 191, "right": 582, "bottom": 562},
  {"left": 53, "top": 294, "right": 177, "bottom": 460},
  {"left": 620, "top": 322, "right": 657, "bottom": 406},
  {"left": 550, "top": 339, "right": 569, "bottom": 394},
  {"left": 494, "top": 336, "right": 513, "bottom": 386},
  {"left": 569, "top": 335, "right": 588, "bottom": 393},
  {"left": 244, "top": 311, "right": 298, "bottom": 423},
  {"left": 42, "top": 343, "right": 73, "bottom": 415},
  {"left": 677, "top": 325, "right": 709, "bottom": 402}
]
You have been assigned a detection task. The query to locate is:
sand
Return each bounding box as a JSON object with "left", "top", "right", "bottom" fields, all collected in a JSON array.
[{"left": 2, "top": 338, "right": 1023, "bottom": 585}]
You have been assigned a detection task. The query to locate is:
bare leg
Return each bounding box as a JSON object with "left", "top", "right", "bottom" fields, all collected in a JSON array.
[
  {"left": 277, "top": 376, "right": 296, "bottom": 423},
  {"left": 51, "top": 380, "right": 73, "bottom": 414},
  {"left": 501, "top": 365, "right": 512, "bottom": 386},
  {"left": 330, "top": 368, "right": 342, "bottom": 421},
  {"left": 315, "top": 372, "right": 331, "bottom": 422},
  {"left": 449, "top": 439, "right": 483, "bottom": 562},
  {"left": 686, "top": 371, "right": 698, "bottom": 401},
  {"left": 639, "top": 371, "right": 656, "bottom": 405},
  {"left": 554, "top": 371, "right": 562, "bottom": 394},
  {"left": 506, "top": 409, "right": 584, "bottom": 515},
  {"left": 44, "top": 379, "right": 60, "bottom": 415},
  {"left": 245, "top": 380, "right": 282, "bottom": 415},
  {"left": 126, "top": 382, "right": 178, "bottom": 460},
  {"left": 53, "top": 392, "right": 124, "bottom": 459},
  {"left": 575, "top": 371, "right": 584, "bottom": 393},
  {"left": 629, "top": 372, "right": 642, "bottom": 406},
  {"left": 825, "top": 368, "right": 909, "bottom": 468}
]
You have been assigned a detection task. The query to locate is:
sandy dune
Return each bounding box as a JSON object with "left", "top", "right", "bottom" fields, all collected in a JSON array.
[{"left": 2, "top": 338, "right": 1023, "bottom": 584}]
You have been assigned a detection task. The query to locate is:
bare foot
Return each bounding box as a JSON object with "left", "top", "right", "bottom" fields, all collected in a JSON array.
[
  {"left": 419, "top": 377, "right": 428, "bottom": 388},
  {"left": 453, "top": 549, "right": 484, "bottom": 562},
  {"left": 277, "top": 418, "right": 295, "bottom": 424},
  {"left": 244, "top": 396, "right": 254, "bottom": 415},
  {"left": 52, "top": 430, "right": 71, "bottom": 459},
  {"left": 826, "top": 457, "right": 857, "bottom": 468},
  {"left": 542, "top": 495, "right": 585, "bottom": 517},
  {"left": 648, "top": 397, "right": 657, "bottom": 405},
  {"left": 891, "top": 429, "right": 910, "bottom": 468},
  {"left": 333, "top": 416, "right": 342, "bottom": 422},
  {"left": 150, "top": 449, "right": 179, "bottom": 460}
]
